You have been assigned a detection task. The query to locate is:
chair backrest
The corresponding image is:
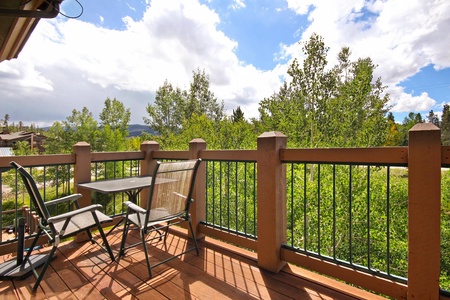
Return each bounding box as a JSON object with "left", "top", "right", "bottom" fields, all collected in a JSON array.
[
  {"left": 146, "top": 159, "right": 201, "bottom": 223},
  {"left": 10, "top": 162, "right": 51, "bottom": 225}
]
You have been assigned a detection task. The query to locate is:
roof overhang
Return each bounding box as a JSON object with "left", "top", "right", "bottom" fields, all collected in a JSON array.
[{"left": 0, "top": 0, "right": 63, "bottom": 62}]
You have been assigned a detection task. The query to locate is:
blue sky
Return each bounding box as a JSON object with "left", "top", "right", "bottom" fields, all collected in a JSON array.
[{"left": 1, "top": 0, "right": 449, "bottom": 126}]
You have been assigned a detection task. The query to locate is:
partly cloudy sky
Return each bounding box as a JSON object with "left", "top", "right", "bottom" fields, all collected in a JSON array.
[{"left": 1, "top": 0, "right": 449, "bottom": 127}]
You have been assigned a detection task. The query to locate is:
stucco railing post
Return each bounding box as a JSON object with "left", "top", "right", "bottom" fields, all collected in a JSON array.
[
  {"left": 257, "top": 131, "right": 287, "bottom": 272},
  {"left": 139, "top": 141, "right": 159, "bottom": 209},
  {"left": 189, "top": 138, "right": 206, "bottom": 239},
  {"left": 73, "top": 142, "right": 92, "bottom": 242},
  {"left": 408, "top": 123, "right": 441, "bottom": 299}
]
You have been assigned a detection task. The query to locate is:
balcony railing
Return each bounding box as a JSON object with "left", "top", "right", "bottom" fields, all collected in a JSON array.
[{"left": 0, "top": 123, "right": 445, "bottom": 299}]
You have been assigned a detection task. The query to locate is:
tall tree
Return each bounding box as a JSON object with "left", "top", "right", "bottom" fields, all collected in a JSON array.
[
  {"left": 144, "top": 69, "right": 225, "bottom": 144},
  {"left": 259, "top": 33, "right": 389, "bottom": 148},
  {"left": 385, "top": 112, "right": 401, "bottom": 146},
  {"left": 186, "top": 68, "right": 224, "bottom": 122},
  {"left": 97, "top": 98, "right": 131, "bottom": 152},
  {"left": 99, "top": 98, "right": 131, "bottom": 135},
  {"left": 46, "top": 107, "right": 99, "bottom": 153},
  {"left": 427, "top": 110, "right": 440, "bottom": 127},
  {"left": 144, "top": 80, "right": 185, "bottom": 136},
  {"left": 442, "top": 104, "right": 450, "bottom": 145},
  {"left": 232, "top": 106, "right": 245, "bottom": 123},
  {"left": 399, "top": 112, "right": 423, "bottom": 145}
]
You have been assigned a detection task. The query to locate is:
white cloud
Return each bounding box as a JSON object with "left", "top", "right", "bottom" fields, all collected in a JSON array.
[
  {"left": 230, "top": 0, "right": 246, "bottom": 10},
  {"left": 0, "top": 0, "right": 282, "bottom": 125},
  {"left": 388, "top": 86, "right": 436, "bottom": 112},
  {"left": 1, "top": 0, "right": 449, "bottom": 127},
  {"left": 283, "top": 0, "right": 450, "bottom": 115},
  {"left": 285, "top": 0, "right": 315, "bottom": 15}
]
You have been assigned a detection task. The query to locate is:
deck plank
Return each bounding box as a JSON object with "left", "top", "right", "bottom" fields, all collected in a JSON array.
[{"left": 0, "top": 228, "right": 385, "bottom": 299}]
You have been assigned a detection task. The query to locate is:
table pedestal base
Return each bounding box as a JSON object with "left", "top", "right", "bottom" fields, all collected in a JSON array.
[{"left": 0, "top": 254, "right": 48, "bottom": 280}]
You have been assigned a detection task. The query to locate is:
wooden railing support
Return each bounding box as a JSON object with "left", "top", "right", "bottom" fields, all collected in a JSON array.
[
  {"left": 408, "top": 123, "right": 441, "bottom": 299},
  {"left": 257, "top": 131, "right": 287, "bottom": 272},
  {"left": 139, "top": 141, "right": 159, "bottom": 209},
  {"left": 73, "top": 141, "right": 92, "bottom": 242},
  {"left": 189, "top": 138, "right": 207, "bottom": 240},
  {"left": 73, "top": 142, "right": 92, "bottom": 205}
]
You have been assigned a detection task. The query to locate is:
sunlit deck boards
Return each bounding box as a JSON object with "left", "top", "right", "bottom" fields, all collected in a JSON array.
[{"left": 0, "top": 228, "right": 385, "bottom": 299}]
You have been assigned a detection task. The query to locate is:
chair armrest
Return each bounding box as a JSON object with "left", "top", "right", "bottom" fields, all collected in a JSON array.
[
  {"left": 47, "top": 204, "right": 103, "bottom": 224},
  {"left": 45, "top": 194, "right": 83, "bottom": 207},
  {"left": 124, "top": 201, "right": 147, "bottom": 214}
]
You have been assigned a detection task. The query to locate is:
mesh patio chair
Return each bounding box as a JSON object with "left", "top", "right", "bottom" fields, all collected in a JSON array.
[
  {"left": 10, "top": 161, "right": 115, "bottom": 291},
  {"left": 118, "top": 159, "right": 202, "bottom": 278}
]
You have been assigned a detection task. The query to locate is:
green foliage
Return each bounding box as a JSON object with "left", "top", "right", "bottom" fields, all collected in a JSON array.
[
  {"left": 144, "top": 80, "right": 186, "bottom": 136},
  {"left": 384, "top": 112, "right": 401, "bottom": 146},
  {"left": 259, "top": 34, "right": 389, "bottom": 148},
  {"left": 232, "top": 106, "right": 245, "bottom": 123},
  {"left": 427, "top": 110, "right": 440, "bottom": 127},
  {"left": 144, "top": 68, "right": 224, "bottom": 141},
  {"left": 442, "top": 104, "right": 450, "bottom": 146},
  {"left": 99, "top": 98, "right": 131, "bottom": 136},
  {"left": 46, "top": 99, "right": 131, "bottom": 153},
  {"left": 144, "top": 69, "right": 257, "bottom": 150},
  {"left": 286, "top": 164, "right": 408, "bottom": 278},
  {"left": 46, "top": 107, "right": 99, "bottom": 153},
  {"left": 398, "top": 112, "right": 423, "bottom": 146},
  {"left": 205, "top": 161, "right": 257, "bottom": 237},
  {"left": 13, "top": 141, "right": 39, "bottom": 155}
]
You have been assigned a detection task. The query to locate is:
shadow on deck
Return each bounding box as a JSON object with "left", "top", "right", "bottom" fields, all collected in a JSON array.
[{"left": 0, "top": 227, "right": 386, "bottom": 299}]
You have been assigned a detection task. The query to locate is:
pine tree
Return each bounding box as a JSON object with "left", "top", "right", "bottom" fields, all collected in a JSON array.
[{"left": 442, "top": 105, "right": 450, "bottom": 145}]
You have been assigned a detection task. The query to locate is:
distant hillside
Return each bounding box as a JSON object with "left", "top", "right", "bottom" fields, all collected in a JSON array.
[{"left": 128, "top": 124, "right": 158, "bottom": 137}]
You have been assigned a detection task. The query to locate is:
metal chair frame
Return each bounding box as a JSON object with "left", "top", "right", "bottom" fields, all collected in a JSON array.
[{"left": 10, "top": 161, "right": 115, "bottom": 291}]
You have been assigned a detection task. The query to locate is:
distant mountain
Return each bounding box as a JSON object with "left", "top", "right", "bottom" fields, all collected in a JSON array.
[{"left": 128, "top": 124, "right": 158, "bottom": 137}]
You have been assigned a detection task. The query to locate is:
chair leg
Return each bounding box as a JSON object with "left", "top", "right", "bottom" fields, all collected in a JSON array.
[
  {"left": 141, "top": 230, "right": 153, "bottom": 278},
  {"left": 96, "top": 224, "right": 115, "bottom": 262},
  {"left": 162, "top": 221, "right": 170, "bottom": 242},
  {"left": 20, "top": 228, "right": 42, "bottom": 268},
  {"left": 31, "top": 244, "right": 58, "bottom": 292},
  {"left": 188, "top": 219, "right": 199, "bottom": 255},
  {"left": 118, "top": 220, "right": 130, "bottom": 257}
]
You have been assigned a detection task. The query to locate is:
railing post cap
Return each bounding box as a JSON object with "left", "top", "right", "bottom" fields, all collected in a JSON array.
[
  {"left": 410, "top": 123, "right": 440, "bottom": 132},
  {"left": 190, "top": 138, "right": 206, "bottom": 144},
  {"left": 141, "top": 141, "right": 159, "bottom": 145},
  {"left": 74, "top": 142, "right": 90, "bottom": 146},
  {"left": 258, "top": 131, "right": 286, "bottom": 138}
]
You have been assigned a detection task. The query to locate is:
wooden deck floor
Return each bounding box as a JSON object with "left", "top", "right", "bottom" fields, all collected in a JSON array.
[{"left": 0, "top": 228, "right": 386, "bottom": 299}]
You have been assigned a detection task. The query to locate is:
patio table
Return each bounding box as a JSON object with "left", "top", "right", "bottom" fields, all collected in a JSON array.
[
  {"left": 78, "top": 176, "right": 153, "bottom": 234},
  {"left": 78, "top": 176, "right": 153, "bottom": 204}
]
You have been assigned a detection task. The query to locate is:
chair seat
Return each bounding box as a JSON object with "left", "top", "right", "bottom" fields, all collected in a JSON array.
[
  {"left": 119, "top": 159, "right": 201, "bottom": 278},
  {"left": 128, "top": 207, "right": 181, "bottom": 229},
  {"left": 52, "top": 210, "right": 112, "bottom": 236}
]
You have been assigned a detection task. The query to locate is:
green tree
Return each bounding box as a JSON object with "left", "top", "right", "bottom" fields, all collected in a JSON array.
[
  {"left": 186, "top": 68, "right": 224, "bottom": 122},
  {"left": 442, "top": 104, "right": 450, "bottom": 145},
  {"left": 232, "top": 106, "right": 245, "bottom": 123},
  {"left": 144, "top": 69, "right": 225, "bottom": 149},
  {"left": 332, "top": 54, "right": 389, "bottom": 147},
  {"left": 13, "top": 140, "right": 38, "bottom": 155},
  {"left": 144, "top": 80, "right": 185, "bottom": 136},
  {"left": 259, "top": 34, "right": 389, "bottom": 148},
  {"left": 427, "top": 110, "right": 440, "bottom": 127},
  {"left": 46, "top": 107, "right": 99, "bottom": 153},
  {"left": 385, "top": 112, "right": 401, "bottom": 146},
  {"left": 399, "top": 112, "right": 423, "bottom": 146},
  {"left": 99, "top": 98, "right": 131, "bottom": 135},
  {"left": 97, "top": 98, "right": 130, "bottom": 152},
  {"left": 2, "top": 114, "right": 10, "bottom": 133}
]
